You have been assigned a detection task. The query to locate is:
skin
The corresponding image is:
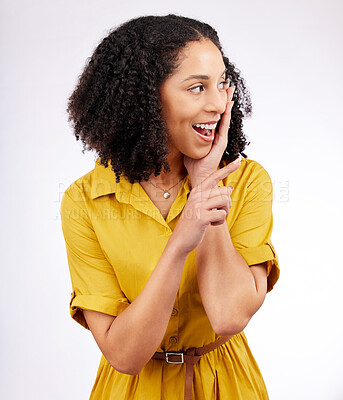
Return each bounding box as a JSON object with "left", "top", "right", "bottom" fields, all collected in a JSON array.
[
  {"left": 160, "top": 39, "right": 228, "bottom": 163},
  {"left": 83, "top": 38, "right": 268, "bottom": 375},
  {"left": 148, "top": 39, "right": 232, "bottom": 187},
  {"left": 140, "top": 39, "right": 234, "bottom": 214}
]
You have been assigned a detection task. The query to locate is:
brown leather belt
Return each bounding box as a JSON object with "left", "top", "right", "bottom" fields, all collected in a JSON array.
[{"left": 152, "top": 335, "right": 231, "bottom": 400}]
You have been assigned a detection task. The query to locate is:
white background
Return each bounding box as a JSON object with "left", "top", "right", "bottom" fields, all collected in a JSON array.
[{"left": 1, "top": 0, "right": 342, "bottom": 399}]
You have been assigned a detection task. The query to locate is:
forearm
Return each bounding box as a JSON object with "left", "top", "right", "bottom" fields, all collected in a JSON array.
[
  {"left": 105, "top": 235, "right": 187, "bottom": 374},
  {"left": 196, "top": 223, "right": 259, "bottom": 335}
]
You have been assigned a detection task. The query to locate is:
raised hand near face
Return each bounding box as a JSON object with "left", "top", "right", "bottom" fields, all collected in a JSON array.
[{"left": 183, "top": 85, "right": 238, "bottom": 188}]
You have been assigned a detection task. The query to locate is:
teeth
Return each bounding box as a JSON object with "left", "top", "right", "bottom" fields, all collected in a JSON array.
[{"left": 193, "top": 122, "right": 217, "bottom": 130}]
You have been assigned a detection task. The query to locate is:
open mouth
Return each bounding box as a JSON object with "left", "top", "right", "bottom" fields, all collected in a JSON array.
[
  {"left": 192, "top": 126, "right": 213, "bottom": 136},
  {"left": 192, "top": 122, "right": 218, "bottom": 140}
]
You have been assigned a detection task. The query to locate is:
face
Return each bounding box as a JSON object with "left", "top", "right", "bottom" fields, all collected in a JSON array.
[{"left": 160, "top": 39, "right": 229, "bottom": 160}]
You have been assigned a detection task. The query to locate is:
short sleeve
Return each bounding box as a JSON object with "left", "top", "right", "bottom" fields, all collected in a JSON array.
[
  {"left": 230, "top": 163, "right": 280, "bottom": 293},
  {"left": 60, "top": 186, "right": 130, "bottom": 329}
]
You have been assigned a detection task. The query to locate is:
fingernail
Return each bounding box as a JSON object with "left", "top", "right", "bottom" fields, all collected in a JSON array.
[{"left": 233, "top": 157, "right": 241, "bottom": 164}]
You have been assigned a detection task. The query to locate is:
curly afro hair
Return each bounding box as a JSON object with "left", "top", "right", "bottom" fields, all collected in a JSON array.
[{"left": 67, "top": 14, "right": 252, "bottom": 183}]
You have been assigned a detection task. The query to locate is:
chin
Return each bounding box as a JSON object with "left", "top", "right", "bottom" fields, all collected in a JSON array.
[{"left": 185, "top": 147, "right": 212, "bottom": 160}]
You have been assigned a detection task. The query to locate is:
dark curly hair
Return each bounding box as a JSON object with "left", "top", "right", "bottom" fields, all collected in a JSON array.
[{"left": 67, "top": 14, "right": 252, "bottom": 183}]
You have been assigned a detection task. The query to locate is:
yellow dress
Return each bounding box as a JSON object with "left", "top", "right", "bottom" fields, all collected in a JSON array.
[{"left": 60, "top": 157, "right": 280, "bottom": 400}]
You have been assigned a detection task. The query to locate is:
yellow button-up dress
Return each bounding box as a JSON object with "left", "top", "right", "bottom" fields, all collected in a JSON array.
[{"left": 60, "top": 157, "right": 280, "bottom": 400}]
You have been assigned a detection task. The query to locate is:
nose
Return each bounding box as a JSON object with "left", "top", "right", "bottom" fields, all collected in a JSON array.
[{"left": 203, "top": 88, "right": 227, "bottom": 115}]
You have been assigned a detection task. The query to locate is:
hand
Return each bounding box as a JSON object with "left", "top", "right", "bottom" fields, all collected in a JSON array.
[
  {"left": 184, "top": 85, "right": 236, "bottom": 188},
  {"left": 171, "top": 160, "right": 240, "bottom": 255}
]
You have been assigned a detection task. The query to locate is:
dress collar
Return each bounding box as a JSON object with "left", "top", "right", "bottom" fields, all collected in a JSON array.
[{"left": 90, "top": 158, "right": 224, "bottom": 228}]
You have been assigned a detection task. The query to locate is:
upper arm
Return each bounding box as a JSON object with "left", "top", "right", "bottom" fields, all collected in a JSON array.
[
  {"left": 250, "top": 262, "right": 268, "bottom": 299},
  {"left": 60, "top": 187, "right": 130, "bottom": 329},
  {"left": 82, "top": 310, "right": 134, "bottom": 374},
  {"left": 83, "top": 309, "right": 116, "bottom": 346},
  {"left": 244, "top": 261, "right": 268, "bottom": 321},
  {"left": 82, "top": 310, "right": 118, "bottom": 365}
]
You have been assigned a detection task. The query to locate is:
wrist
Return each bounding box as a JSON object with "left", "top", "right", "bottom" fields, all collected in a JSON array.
[
  {"left": 165, "top": 233, "right": 190, "bottom": 261},
  {"left": 190, "top": 175, "right": 209, "bottom": 189},
  {"left": 189, "top": 168, "right": 220, "bottom": 188}
]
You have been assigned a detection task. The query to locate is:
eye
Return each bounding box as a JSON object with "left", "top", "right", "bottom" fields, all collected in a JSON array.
[
  {"left": 218, "top": 80, "right": 229, "bottom": 89},
  {"left": 189, "top": 85, "right": 204, "bottom": 94}
]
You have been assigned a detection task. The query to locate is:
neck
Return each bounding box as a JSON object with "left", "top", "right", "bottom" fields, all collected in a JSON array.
[{"left": 150, "top": 150, "right": 187, "bottom": 185}]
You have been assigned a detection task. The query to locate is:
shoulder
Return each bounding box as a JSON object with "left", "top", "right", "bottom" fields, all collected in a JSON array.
[
  {"left": 60, "top": 159, "right": 122, "bottom": 218},
  {"left": 64, "top": 169, "right": 95, "bottom": 201},
  {"left": 222, "top": 157, "right": 272, "bottom": 188},
  {"left": 60, "top": 166, "right": 98, "bottom": 219},
  {"left": 62, "top": 156, "right": 116, "bottom": 204}
]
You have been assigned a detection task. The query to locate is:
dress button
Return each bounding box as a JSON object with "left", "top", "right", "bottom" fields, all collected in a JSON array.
[
  {"left": 169, "top": 336, "right": 178, "bottom": 344},
  {"left": 171, "top": 308, "right": 178, "bottom": 316}
]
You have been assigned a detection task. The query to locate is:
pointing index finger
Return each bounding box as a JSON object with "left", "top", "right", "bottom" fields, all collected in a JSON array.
[{"left": 201, "top": 158, "right": 241, "bottom": 191}]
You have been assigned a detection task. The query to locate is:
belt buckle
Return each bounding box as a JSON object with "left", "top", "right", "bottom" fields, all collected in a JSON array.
[{"left": 165, "top": 352, "right": 184, "bottom": 364}]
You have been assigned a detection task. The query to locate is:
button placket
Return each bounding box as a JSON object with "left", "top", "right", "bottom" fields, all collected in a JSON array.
[
  {"left": 165, "top": 294, "right": 180, "bottom": 351},
  {"left": 171, "top": 308, "right": 178, "bottom": 316},
  {"left": 169, "top": 336, "right": 178, "bottom": 344}
]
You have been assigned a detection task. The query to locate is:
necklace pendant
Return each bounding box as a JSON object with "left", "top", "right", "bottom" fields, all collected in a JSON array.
[{"left": 163, "top": 192, "right": 171, "bottom": 199}]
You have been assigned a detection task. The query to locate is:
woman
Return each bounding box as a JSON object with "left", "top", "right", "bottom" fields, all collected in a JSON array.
[{"left": 61, "top": 14, "right": 280, "bottom": 400}]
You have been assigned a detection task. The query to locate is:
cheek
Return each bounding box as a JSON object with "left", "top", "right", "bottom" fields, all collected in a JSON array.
[
  {"left": 161, "top": 93, "right": 199, "bottom": 128},
  {"left": 167, "top": 106, "right": 192, "bottom": 127},
  {"left": 177, "top": 101, "right": 200, "bottom": 123}
]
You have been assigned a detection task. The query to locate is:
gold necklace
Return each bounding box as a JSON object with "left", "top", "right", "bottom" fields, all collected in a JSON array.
[{"left": 148, "top": 175, "right": 186, "bottom": 199}]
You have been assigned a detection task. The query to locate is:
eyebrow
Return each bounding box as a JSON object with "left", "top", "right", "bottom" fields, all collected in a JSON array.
[{"left": 181, "top": 69, "right": 227, "bottom": 83}]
